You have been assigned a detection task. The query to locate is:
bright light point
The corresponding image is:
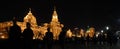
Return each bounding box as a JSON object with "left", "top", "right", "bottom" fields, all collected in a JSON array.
[
  {"left": 101, "top": 30, "right": 104, "bottom": 33},
  {"left": 33, "top": 37, "right": 36, "bottom": 39},
  {"left": 86, "top": 30, "right": 90, "bottom": 33},
  {"left": 1, "top": 36, "right": 5, "bottom": 39},
  {"left": 106, "top": 26, "right": 109, "bottom": 30},
  {"left": 96, "top": 33, "right": 99, "bottom": 37}
]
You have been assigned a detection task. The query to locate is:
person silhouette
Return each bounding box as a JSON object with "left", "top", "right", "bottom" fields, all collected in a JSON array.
[
  {"left": 8, "top": 18, "right": 22, "bottom": 49},
  {"left": 9, "top": 19, "right": 22, "bottom": 40},
  {"left": 43, "top": 27, "right": 53, "bottom": 49},
  {"left": 22, "top": 22, "right": 34, "bottom": 49},
  {"left": 59, "top": 27, "right": 66, "bottom": 49}
]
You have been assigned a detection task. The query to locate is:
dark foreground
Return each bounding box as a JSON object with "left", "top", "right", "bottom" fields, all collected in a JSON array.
[{"left": 0, "top": 39, "right": 120, "bottom": 49}]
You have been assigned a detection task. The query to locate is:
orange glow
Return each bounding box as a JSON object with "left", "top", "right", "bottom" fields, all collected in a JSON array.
[
  {"left": 1, "top": 36, "right": 5, "bottom": 39},
  {"left": 50, "top": 7, "right": 63, "bottom": 40},
  {"left": 80, "top": 29, "right": 84, "bottom": 37},
  {"left": 88, "top": 27, "right": 95, "bottom": 38},
  {"left": 66, "top": 29, "right": 72, "bottom": 38},
  {"left": 0, "top": 32, "right": 8, "bottom": 39}
]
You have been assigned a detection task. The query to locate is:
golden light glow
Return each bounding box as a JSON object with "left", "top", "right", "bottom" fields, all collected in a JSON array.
[
  {"left": 0, "top": 8, "right": 64, "bottom": 40},
  {"left": 88, "top": 27, "right": 95, "bottom": 38},
  {"left": 52, "top": 7, "right": 58, "bottom": 22},
  {"left": 0, "top": 32, "right": 8, "bottom": 39},
  {"left": 0, "top": 8, "right": 98, "bottom": 40},
  {"left": 23, "top": 8, "right": 37, "bottom": 26},
  {"left": 50, "top": 7, "right": 64, "bottom": 40},
  {"left": 1, "top": 36, "right": 5, "bottom": 39},
  {"left": 66, "top": 29, "right": 72, "bottom": 38}
]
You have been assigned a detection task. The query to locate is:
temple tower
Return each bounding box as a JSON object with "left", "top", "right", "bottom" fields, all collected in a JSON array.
[{"left": 50, "top": 7, "right": 64, "bottom": 40}]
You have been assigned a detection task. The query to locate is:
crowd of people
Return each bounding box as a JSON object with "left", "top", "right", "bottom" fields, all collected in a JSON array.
[
  {"left": 6, "top": 19, "right": 119, "bottom": 49},
  {"left": 8, "top": 19, "right": 34, "bottom": 49},
  {"left": 7, "top": 19, "right": 66, "bottom": 49}
]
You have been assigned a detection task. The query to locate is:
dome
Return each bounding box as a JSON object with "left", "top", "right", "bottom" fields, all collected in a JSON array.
[{"left": 24, "top": 9, "right": 37, "bottom": 26}]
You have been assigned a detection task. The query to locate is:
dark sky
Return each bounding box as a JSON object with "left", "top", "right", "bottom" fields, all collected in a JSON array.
[{"left": 0, "top": 0, "right": 118, "bottom": 28}]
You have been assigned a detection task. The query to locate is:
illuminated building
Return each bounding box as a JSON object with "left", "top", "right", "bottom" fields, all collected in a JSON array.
[
  {"left": 50, "top": 7, "right": 64, "bottom": 40},
  {"left": 66, "top": 29, "right": 72, "bottom": 38},
  {"left": 86, "top": 28, "right": 90, "bottom": 37},
  {"left": 17, "top": 8, "right": 38, "bottom": 31},
  {"left": 38, "top": 23, "right": 48, "bottom": 40},
  {"left": 0, "top": 21, "right": 13, "bottom": 39},
  {"left": 0, "top": 8, "right": 40, "bottom": 39},
  {"left": 87, "top": 27, "right": 95, "bottom": 38},
  {"left": 0, "top": 7, "right": 64, "bottom": 40},
  {"left": 23, "top": 8, "right": 37, "bottom": 27},
  {"left": 79, "top": 29, "right": 84, "bottom": 37}
]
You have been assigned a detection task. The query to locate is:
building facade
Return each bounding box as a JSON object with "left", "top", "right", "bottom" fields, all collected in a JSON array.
[{"left": 0, "top": 8, "right": 63, "bottom": 40}]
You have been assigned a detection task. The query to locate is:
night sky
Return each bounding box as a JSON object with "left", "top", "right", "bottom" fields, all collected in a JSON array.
[{"left": 0, "top": 0, "right": 118, "bottom": 28}]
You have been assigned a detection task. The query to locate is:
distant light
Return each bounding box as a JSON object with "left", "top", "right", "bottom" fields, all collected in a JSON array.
[
  {"left": 117, "top": 37, "right": 119, "bottom": 39},
  {"left": 33, "top": 37, "right": 36, "bottom": 39},
  {"left": 1, "top": 36, "right": 5, "bottom": 39},
  {"left": 87, "top": 26, "right": 89, "bottom": 28},
  {"left": 96, "top": 33, "right": 100, "bottom": 37},
  {"left": 74, "top": 27, "right": 79, "bottom": 30},
  {"left": 86, "top": 30, "right": 90, "bottom": 33},
  {"left": 101, "top": 30, "right": 104, "bottom": 33},
  {"left": 106, "top": 26, "right": 109, "bottom": 30}
]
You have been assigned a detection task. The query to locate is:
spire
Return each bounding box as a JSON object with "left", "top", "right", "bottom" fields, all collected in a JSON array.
[
  {"left": 28, "top": 8, "right": 32, "bottom": 14},
  {"left": 53, "top": 6, "right": 57, "bottom": 16},
  {"left": 52, "top": 6, "right": 58, "bottom": 22},
  {"left": 25, "top": 8, "right": 32, "bottom": 19}
]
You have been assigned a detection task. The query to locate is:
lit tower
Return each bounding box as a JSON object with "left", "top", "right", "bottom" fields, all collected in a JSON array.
[
  {"left": 23, "top": 8, "right": 38, "bottom": 39},
  {"left": 50, "top": 6, "right": 64, "bottom": 40},
  {"left": 24, "top": 8, "right": 37, "bottom": 27},
  {"left": 52, "top": 7, "right": 58, "bottom": 22}
]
